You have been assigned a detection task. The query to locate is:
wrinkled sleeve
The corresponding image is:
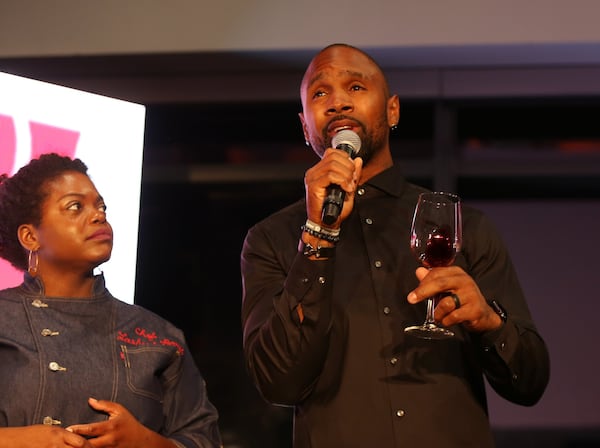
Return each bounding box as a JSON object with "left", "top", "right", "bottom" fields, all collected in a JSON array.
[
  {"left": 241, "top": 222, "right": 336, "bottom": 405},
  {"left": 464, "top": 210, "right": 550, "bottom": 406},
  {"left": 161, "top": 335, "right": 222, "bottom": 448}
]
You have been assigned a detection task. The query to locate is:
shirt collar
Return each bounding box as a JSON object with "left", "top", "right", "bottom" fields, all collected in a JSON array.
[{"left": 361, "top": 164, "right": 408, "bottom": 197}]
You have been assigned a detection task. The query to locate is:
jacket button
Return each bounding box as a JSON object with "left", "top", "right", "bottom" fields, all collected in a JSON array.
[
  {"left": 48, "top": 361, "right": 67, "bottom": 372},
  {"left": 31, "top": 299, "right": 48, "bottom": 308},
  {"left": 43, "top": 416, "right": 61, "bottom": 425},
  {"left": 41, "top": 329, "right": 60, "bottom": 337}
]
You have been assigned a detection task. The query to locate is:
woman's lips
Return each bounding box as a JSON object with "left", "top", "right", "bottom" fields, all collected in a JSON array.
[{"left": 88, "top": 229, "right": 113, "bottom": 241}]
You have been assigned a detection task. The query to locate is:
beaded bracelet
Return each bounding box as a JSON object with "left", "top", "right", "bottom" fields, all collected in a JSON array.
[
  {"left": 300, "top": 221, "right": 341, "bottom": 243},
  {"left": 301, "top": 225, "right": 340, "bottom": 242}
]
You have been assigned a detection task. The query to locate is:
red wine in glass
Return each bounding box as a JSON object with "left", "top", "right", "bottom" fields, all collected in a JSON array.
[
  {"left": 421, "top": 228, "right": 456, "bottom": 268},
  {"left": 405, "top": 192, "right": 462, "bottom": 339}
]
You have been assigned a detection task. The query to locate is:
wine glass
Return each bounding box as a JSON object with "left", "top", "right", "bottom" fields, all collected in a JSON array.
[{"left": 404, "top": 192, "right": 462, "bottom": 339}]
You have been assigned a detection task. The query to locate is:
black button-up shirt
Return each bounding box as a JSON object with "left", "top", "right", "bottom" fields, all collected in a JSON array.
[{"left": 241, "top": 165, "right": 549, "bottom": 448}]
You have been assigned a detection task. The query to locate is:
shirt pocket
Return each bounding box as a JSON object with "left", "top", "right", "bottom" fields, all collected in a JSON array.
[{"left": 119, "top": 344, "right": 180, "bottom": 402}]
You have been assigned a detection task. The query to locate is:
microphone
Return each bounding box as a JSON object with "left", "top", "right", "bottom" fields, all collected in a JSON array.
[{"left": 321, "top": 129, "right": 362, "bottom": 225}]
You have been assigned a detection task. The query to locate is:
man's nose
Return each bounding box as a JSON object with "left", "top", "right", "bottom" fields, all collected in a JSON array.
[{"left": 327, "top": 90, "right": 353, "bottom": 114}]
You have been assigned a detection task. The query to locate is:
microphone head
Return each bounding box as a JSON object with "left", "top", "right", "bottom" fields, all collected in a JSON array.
[{"left": 332, "top": 129, "right": 361, "bottom": 156}]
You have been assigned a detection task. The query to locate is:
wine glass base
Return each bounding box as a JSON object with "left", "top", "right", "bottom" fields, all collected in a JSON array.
[{"left": 404, "top": 323, "right": 454, "bottom": 340}]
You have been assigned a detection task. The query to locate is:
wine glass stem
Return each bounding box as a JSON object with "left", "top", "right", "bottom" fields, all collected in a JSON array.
[{"left": 424, "top": 296, "right": 437, "bottom": 326}]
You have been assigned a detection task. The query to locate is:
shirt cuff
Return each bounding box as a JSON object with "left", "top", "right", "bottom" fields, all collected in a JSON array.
[
  {"left": 479, "top": 319, "right": 519, "bottom": 362},
  {"left": 284, "top": 251, "right": 334, "bottom": 305}
]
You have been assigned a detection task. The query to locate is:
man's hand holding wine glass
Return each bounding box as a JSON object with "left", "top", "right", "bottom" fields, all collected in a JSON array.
[{"left": 407, "top": 265, "right": 505, "bottom": 333}]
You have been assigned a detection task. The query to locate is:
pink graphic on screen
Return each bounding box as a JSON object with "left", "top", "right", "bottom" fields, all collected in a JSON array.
[
  {"left": 29, "top": 121, "right": 79, "bottom": 160},
  {"left": 0, "top": 114, "right": 17, "bottom": 175},
  {"left": 0, "top": 116, "right": 80, "bottom": 287}
]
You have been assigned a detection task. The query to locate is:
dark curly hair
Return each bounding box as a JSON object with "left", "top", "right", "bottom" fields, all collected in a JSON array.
[{"left": 0, "top": 153, "right": 88, "bottom": 271}]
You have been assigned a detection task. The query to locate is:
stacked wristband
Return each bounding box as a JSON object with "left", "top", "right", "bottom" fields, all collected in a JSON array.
[{"left": 301, "top": 219, "right": 340, "bottom": 243}]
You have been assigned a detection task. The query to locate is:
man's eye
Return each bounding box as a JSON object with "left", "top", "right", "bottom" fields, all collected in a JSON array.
[
  {"left": 99, "top": 204, "right": 107, "bottom": 213},
  {"left": 67, "top": 202, "right": 82, "bottom": 211},
  {"left": 312, "top": 90, "right": 326, "bottom": 99},
  {"left": 350, "top": 84, "right": 364, "bottom": 91}
]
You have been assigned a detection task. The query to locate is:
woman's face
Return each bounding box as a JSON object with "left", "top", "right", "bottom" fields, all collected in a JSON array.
[{"left": 34, "top": 171, "right": 113, "bottom": 274}]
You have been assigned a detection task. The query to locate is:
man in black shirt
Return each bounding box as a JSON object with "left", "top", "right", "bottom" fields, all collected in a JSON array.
[{"left": 241, "top": 43, "right": 549, "bottom": 447}]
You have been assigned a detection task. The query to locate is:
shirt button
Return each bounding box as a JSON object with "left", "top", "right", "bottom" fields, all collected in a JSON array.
[
  {"left": 500, "top": 342, "right": 506, "bottom": 351},
  {"left": 48, "top": 361, "right": 67, "bottom": 372},
  {"left": 357, "top": 188, "right": 365, "bottom": 196},
  {"left": 390, "top": 357, "right": 398, "bottom": 365},
  {"left": 374, "top": 260, "right": 382, "bottom": 268},
  {"left": 383, "top": 306, "right": 391, "bottom": 315},
  {"left": 365, "top": 218, "right": 373, "bottom": 225},
  {"left": 301, "top": 277, "right": 309, "bottom": 284},
  {"left": 318, "top": 277, "right": 326, "bottom": 284},
  {"left": 512, "top": 373, "right": 519, "bottom": 382},
  {"left": 396, "top": 409, "right": 405, "bottom": 418}
]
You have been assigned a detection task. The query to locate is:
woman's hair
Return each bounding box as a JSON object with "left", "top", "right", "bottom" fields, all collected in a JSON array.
[{"left": 0, "top": 153, "right": 88, "bottom": 271}]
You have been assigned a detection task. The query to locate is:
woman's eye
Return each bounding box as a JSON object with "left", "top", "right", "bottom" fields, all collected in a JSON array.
[
  {"left": 99, "top": 204, "right": 107, "bottom": 213},
  {"left": 67, "top": 202, "right": 82, "bottom": 211}
]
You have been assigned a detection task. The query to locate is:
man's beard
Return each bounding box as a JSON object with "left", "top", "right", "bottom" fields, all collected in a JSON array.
[
  {"left": 318, "top": 113, "right": 389, "bottom": 166},
  {"left": 320, "top": 127, "right": 384, "bottom": 166}
]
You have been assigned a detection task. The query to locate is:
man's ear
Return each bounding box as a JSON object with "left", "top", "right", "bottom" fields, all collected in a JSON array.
[
  {"left": 298, "top": 112, "right": 310, "bottom": 143},
  {"left": 387, "top": 94, "right": 400, "bottom": 127},
  {"left": 17, "top": 224, "right": 39, "bottom": 251}
]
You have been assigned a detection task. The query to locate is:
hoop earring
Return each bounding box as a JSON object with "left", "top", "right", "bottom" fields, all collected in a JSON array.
[
  {"left": 305, "top": 140, "right": 310, "bottom": 147},
  {"left": 28, "top": 249, "right": 39, "bottom": 276}
]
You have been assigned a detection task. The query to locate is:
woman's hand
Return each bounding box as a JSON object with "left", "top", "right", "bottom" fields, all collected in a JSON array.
[
  {"left": 0, "top": 424, "right": 93, "bottom": 448},
  {"left": 66, "top": 398, "right": 176, "bottom": 448}
]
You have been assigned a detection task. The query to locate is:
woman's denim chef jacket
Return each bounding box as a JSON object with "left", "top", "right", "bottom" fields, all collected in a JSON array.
[{"left": 0, "top": 274, "right": 222, "bottom": 448}]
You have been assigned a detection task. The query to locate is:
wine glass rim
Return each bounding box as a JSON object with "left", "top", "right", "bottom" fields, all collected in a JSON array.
[{"left": 420, "top": 191, "right": 461, "bottom": 202}]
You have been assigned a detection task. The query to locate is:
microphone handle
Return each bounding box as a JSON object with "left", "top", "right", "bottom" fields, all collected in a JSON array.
[
  {"left": 321, "top": 143, "right": 355, "bottom": 225},
  {"left": 322, "top": 185, "right": 344, "bottom": 225}
]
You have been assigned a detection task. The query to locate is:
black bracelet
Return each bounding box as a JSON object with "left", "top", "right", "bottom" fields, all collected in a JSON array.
[
  {"left": 490, "top": 299, "right": 508, "bottom": 322},
  {"left": 299, "top": 241, "right": 335, "bottom": 258},
  {"left": 300, "top": 224, "right": 340, "bottom": 243}
]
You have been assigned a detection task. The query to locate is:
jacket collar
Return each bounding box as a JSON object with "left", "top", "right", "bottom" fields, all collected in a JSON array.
[{"left": 21, "top": 272, "right": 109, "bottom": 299}]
